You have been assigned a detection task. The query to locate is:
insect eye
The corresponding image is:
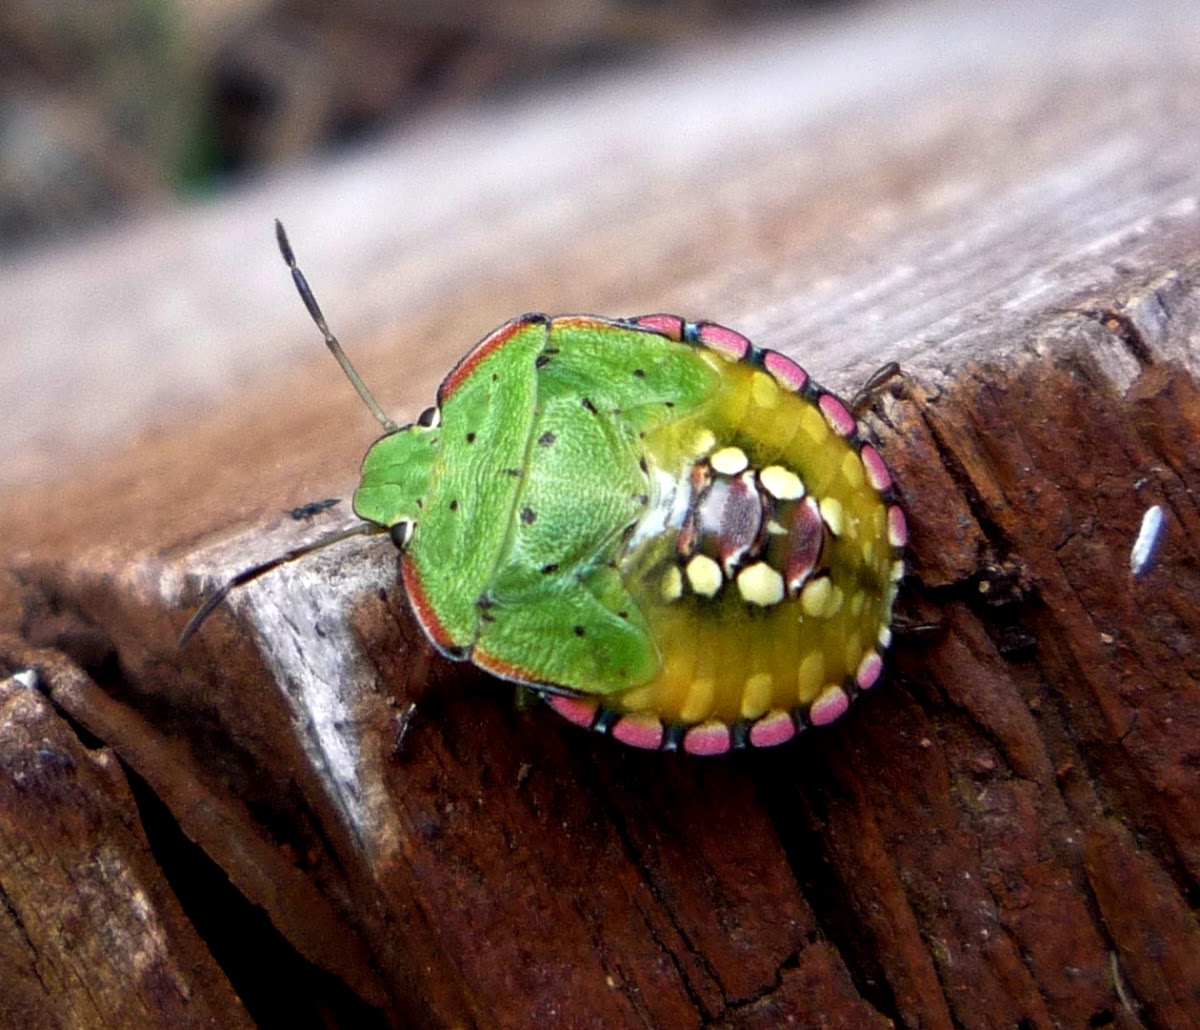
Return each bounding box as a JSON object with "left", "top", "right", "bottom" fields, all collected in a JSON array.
[
  {"left": 416, "top": 406, "right": 441, "bottom": 428},
  {"left": 390, "top": 520, "right": 415, "bottom": 550}
]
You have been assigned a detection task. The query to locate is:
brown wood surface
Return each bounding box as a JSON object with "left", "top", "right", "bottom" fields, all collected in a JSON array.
[
  {"left": 3, "top": 0, "right": 1200, "bottom": 1027},
  {"left": 0, "top": 655, "right": 254, "bottom": 1028}
]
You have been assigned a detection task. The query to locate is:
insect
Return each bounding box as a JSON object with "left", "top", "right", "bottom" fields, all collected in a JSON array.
[
  {"left": 181, "top": 222, "right": 906, "bottom": 755},
  {"left": 288, "top": 498, "right": 341, "bottom": 521}
]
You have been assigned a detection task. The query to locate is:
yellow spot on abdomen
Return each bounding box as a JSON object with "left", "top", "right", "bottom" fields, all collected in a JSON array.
[
  {"left": 819, "top": 496, "right": 844, "bottom": 536},
  {"left": 760, "top": 465, "right": 805, "bottom": 500},
  {"left": 741, "top": 673, "right": 774, "bottom": 719},
  {"left": 686, "top": 555, "right": 723, "bottom": 597},
  {"left": 737, "top": 562, "right": 785, "bottom": 606},
  {"left": 751, "top": 370, "right": 781, "bottom": 408},
  {"left": 826, "top": 585, "right": 845, "bottom": 617},
  {"left": 797, "top": 651, "right": 824, "bottom": 703},
  {"left": 710, "top": 446, "right": 749, "bottom": 476},
  {"left": 840, "top": 450, "right": 865, "bottom": 488},
  {"left": 692, "top": 429, "right": 716, "bottom": 456},
  {"left": 844, "top": 633, "right": 863, "bottom": 669},
  {"left": 800, "top": 576, "right": 832, "bottom": 617},
  {"left": 680, "top": 677, "right": 715, "bottom": 722}
]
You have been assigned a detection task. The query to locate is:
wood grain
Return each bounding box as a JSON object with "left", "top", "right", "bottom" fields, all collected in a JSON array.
[{"left": 2, "top": 0, "right": 1199, "bottom": 1026}]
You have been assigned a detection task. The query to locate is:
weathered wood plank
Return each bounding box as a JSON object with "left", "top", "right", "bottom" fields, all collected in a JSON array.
[
  {"left": 3, "top": 0, "right": 1199, "bottom": 1026},
  {"left": 0, "top": 653, "right": 253, "bottom": 1028}
]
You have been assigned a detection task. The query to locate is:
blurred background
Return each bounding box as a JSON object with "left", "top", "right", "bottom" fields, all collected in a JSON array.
[
  {"left": 0, "top": 0, "right": 843, "bottom": 254},
  {"left": 3, "top": 0, "right": 1192, "bottom": 499}
]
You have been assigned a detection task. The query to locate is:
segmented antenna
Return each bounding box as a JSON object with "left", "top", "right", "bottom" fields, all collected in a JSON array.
[
  {"left": 275, "top": 220, "right": 399, "bottom": 433},
  {"left": 178, "top": 523, "right": 381, "bottom": 647},
  {"left": 179, "top": 222, "right": 401, "bottom": 647}
]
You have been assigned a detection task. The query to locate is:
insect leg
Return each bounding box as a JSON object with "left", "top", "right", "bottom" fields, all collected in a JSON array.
[{"left": 850, "top": 361, "right": 903, "bottom": 416}]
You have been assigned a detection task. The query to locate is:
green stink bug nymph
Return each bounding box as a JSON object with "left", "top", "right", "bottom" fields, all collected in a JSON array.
[{"left": 182, "top": 223, "right": 906, "bottom": 756}]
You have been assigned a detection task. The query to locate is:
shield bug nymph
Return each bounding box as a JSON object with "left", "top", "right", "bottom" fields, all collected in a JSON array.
[{"left": 181, "top": 222, "right": 906, "bottom": 755}]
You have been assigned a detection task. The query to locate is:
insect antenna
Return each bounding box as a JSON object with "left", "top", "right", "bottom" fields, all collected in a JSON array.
[
  {"left": 181, "top": 223, "right": 401, "bottom": 648},
  {"left": 178, "top": 523, "right": 384, "bottom": 648},
  {"left": 275, "top": 219, "right": 400, "bottom": 433}
]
